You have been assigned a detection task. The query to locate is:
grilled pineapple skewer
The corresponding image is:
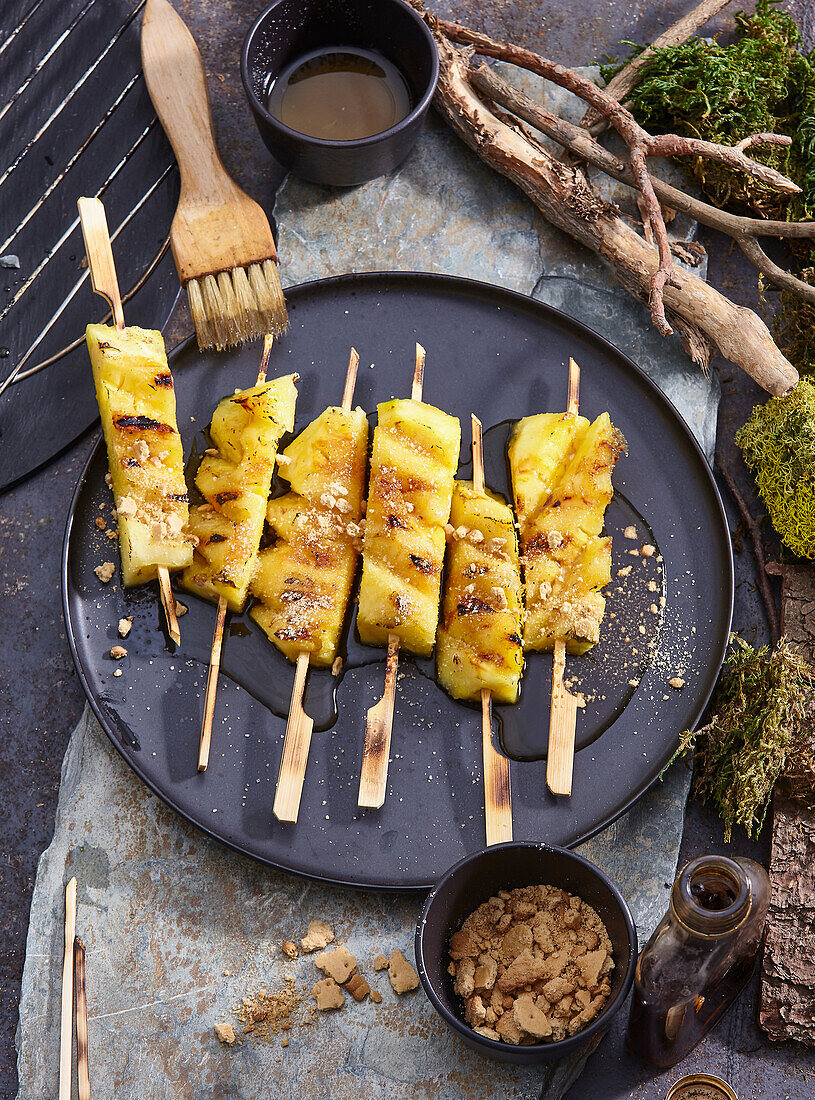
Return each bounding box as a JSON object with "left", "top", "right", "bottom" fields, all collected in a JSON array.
[
  {"left": 356, "top": 345, "right": 461, "bottom": 809},
  {"left": 509, "top": 359, "right": 625, "bottom": 795},
  {"left": 437, "top": 415, "right": 518, "bottom": 844},
  {"left": 182, "top": 338, "right": 297, "bottom": 770},
  {"left": 78, "top": 196, "right": 189, "bottom": 644},
  {"left": 250, "top": 349, "right": 368, "bottom": 823}
]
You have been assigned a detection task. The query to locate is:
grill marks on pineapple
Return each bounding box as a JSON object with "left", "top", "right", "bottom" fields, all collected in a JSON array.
[
  {"left": 250, "top": 407, "right": 369, "bottom": 666},
  {"left": 358, "top": 401, "right": 461, "bottom": 657},
  {"left": 113, "top": 414, "right": 175, "bottom": 433},
  {"left": 510, "top": 413, "right": 626, "bottom": 655},
  {"left": 436, "top": 484, "right": 524, "bottom": 705}
]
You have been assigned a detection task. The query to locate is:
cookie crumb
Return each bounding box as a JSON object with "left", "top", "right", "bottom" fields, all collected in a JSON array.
[
  {"left": 370, "top": 989, "right": 383, "bottom": 1004},
  {"left": 331, "top": 656, "right": 343, "bottom": 676},
  {"left": 281, "top": 941, "right": 299, "bottom": 960},
  {"left": 301, "top": 919, "right": 334, "bottom": 953},
  {"left": 640, "top": 544, "right": 655, "bottom": 557},
  {"left": 669, "top": 677, "right": 685, "bottom": 689},
  {"left": 175, "top": 601, "right": 188, "bottom": 617},
  {"left": 388, "top": 950, "right": 419, "bottom": 994},
  {"left": 94, "top": 562, "right": 115, "bottom": 583},
  {"left": 623, "top": 525, "right": 637, "bottom": 539},
  {"left": 346, "top": 973, "right": 370, "bottom": 1002},
  {"left": 315, "top": 945, "right": 356, "bottom": 984},
  {"left": 312, "top": 978, "right": 344, "bottom": 1010},
  {"left": 214, "top": 1022, "right": 235, "bottom": 1044},
  {"left": 373, "top": 953, "right": 389, "bottom": 971},
  {"left": 118, "top": 617, "right": 132, "bottom": 638},
  {"left": 110, "top": 645, "right": 127, "bottom": 660}
]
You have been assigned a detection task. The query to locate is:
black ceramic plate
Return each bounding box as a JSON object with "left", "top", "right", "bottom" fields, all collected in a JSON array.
[
  {"left": 63, "top": 272, "right": 732, "bottom": 889},
  {"left": 0, "top": 0, "right": 180, "bottom": 493}
]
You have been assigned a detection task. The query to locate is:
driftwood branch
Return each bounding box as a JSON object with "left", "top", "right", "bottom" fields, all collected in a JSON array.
[
  {"left": 582, "top": 0, "right": 735, "bottom": 132},
  {"left": 411, "top": 6, "right": 798, "bottom": 396},
  {"left": 435, "top": 16, "right": 801, "bottom": 337},
  {"left": 470, "top": 64, "right": 815, "bottom": 309}
]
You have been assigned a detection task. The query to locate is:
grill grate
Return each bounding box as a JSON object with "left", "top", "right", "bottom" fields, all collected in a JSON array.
[{"left": 0, "top": 0, "right": 180, "bottom": 493}]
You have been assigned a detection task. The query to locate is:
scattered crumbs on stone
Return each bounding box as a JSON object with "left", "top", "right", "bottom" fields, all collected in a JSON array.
[
  {"left": 388, "top": 950, "right": 419, "bottom": 994},
  {"left": 641, "top": 544, "right": 655, "bottom": 557},
  {"left": 301, "top": 919, "right": 334, "bottom": 953},
  {"left": 282, "top": 941, "right": 299, "bottom": 960},
  {"left": 110, "top": 645, "right": 127, "bottom": 660},
  {"left": 312, "top": 977, "right": 344, "bottom": 1010},
  {"left": 175, "top": 601, "right": 188, "bottom": 617},
  {"left": 669, "top": 677, "right": 685, "bottom": 689},
  {"left": 95, "top": 516, "right": 106, "bottom": 531},
  {"left": 235, "top": 980, "right": 300, "bottom": 1040},
  {"left": 331, "top": 656, "right": 343, "bottom": 676},
  {"left": 118, "top": 617, "right": 132, "bottom": 638},
  {"left": 373, "top": 953, "right": 389, "bottom": 971},
  {"left": 214, "top": 1022, "right": 236, "bottom": 1044},
  {"left": 370, "top": 989, "right": 383, "bottom": 1004},
  {"left": 623, "top": 525, "right": 637, "bottom": 539},
  {"left": 94, "top": 562, "right": 115, "bottom": 583},
  {"left": 281, "top": 1036, "right": 288, "bottom": 1047},
  {"left": 616, "top": 565, "right": 632, "bottom": 577}
]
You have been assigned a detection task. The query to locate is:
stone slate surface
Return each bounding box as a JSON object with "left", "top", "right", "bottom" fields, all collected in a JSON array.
[{"left": 17, "top": 66, "right": 718, "bottom": 1099}]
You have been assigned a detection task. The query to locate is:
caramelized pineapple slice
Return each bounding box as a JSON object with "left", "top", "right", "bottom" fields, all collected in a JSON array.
[
  {"left": 509, "top": 410, "right": 625, "bottom": 654},
  {"left": 86, "top": 323, "right": 192, "bottom": 586},
  {"left": 436, "top": 483, "right": 523, "bottom": 704},
  {"left": 357, "top": 398, "right": 460, "bottom": 656},
  {"left": 181, "top": 376, "right": 297, "bottom": 612},
  {"left": 250, "top": 405, "right": 369, "bottom": 665}
]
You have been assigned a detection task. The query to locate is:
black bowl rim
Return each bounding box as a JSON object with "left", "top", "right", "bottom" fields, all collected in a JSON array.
[
  {"left": 240, "top": 0, "right": 440, "bottom": 150},
  {"left": 415, "top": 841, "right": 639, "bottom": 1058}
]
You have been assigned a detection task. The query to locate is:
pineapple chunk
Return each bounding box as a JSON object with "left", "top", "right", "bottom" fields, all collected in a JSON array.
[
  {"left": 250, "top": 405, "right": 369, "bottom": 665},
  {"left": 85, "top": 323, "right": 192, "bottom": 586},
  {"left": 509, "top": 411, "right": 626, "bottom": 654},
  {"left": 436, "top": 482, "right": 523, "bottom": 704},
  {"left": 357, "top": 399, "right": 461, "bottom": 656},
  {"left": 181, "top": 375, "right": 297, "bottom": 612}
]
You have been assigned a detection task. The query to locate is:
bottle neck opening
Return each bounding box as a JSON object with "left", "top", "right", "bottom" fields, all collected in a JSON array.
[{"left": 671, "top": 857, "right": 751, "bottom": 936}]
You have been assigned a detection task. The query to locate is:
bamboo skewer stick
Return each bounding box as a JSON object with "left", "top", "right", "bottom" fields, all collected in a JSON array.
[
  {"left": 471, "top": 413, "right": 513, "bottom": 844},
  {"left": 273, "top": 348, "right": 360, "bottom": 822},
  {"left": 358, "top": 344, "right": 425, "bottom": 809},
  {"left": 547, "top": 358, "right": 581, "bottom": 796},
  {"left": 77, "top": 197, "right": 181, "bottom": 645},
  {"left": 198, "top": 334, "right": 274, "bottom": 772},
  {"left": 59, "top": 877, "right": 77, "bottom": 1100},
  {"left": 74, "top": 938, "right": 91, "bottom": 1100}
]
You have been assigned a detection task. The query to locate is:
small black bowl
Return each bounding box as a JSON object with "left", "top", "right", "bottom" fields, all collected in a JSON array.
[
  {"left": 415, "top": 842, "right": 637, "bottom": 1065},
  {"left": 241, "top": 0, "right": 439, "bottom": 187}
]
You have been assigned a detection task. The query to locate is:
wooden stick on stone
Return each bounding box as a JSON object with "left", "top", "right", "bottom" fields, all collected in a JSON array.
[
  {"left": 471, "top": 413, "right": 512, "bottom": 844},
  {"left": 59, "top": 877, "right": 77, "bottom": 1100},
  {"left": 77, "top": 197, "right": 181, "bottom": 644},
  {"left": 198, "top": 334, "right": 275, "bottom": 772},
  {"left": 358, "top": 344, "right": 425, "bottom": 809},
  {"left": 547, "top": 358, "right": 581, "bottom": 797},
  {"left": 74, "top": 937, "right": 91, "bottom": 1100},
  {"left": 273, "top": 348, "right": 360, "bottom": 823}
]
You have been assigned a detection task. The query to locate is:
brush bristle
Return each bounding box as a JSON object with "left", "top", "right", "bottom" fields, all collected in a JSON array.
[{"left": 186, "top": 262, "right": 288, "bottom": 351}]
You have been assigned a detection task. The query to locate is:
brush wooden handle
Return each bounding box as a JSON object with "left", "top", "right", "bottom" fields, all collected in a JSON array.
[{"left": 141, "top": 0, "right": 276, "bottom": 279}]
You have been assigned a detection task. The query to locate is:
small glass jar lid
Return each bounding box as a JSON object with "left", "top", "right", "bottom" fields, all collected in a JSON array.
[{"left": 666, "top": 1072, "right": 738, "bottom": 1100}]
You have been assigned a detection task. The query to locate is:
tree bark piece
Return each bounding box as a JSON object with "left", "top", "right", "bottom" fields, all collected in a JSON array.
[
  {"left": 422, "top": 23, "right": 798, "bottom": 396},
  {"left": 760, "top": 562, "right": 815, "bottom": 1046}
]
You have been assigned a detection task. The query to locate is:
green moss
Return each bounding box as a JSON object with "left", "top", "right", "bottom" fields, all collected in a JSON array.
[
  {"left": 736, "top": 379, "right": 815, "bottom": 558},
  {"left": 606, "top": 0, "right": 815, "bottom": 220},
  {"left": 673, "top": 634, "right": 813, "bottom": 840}
]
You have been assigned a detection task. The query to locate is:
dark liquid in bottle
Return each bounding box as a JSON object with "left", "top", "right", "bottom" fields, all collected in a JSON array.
[
  {"left": 266, "top": 47, "right": 412, "bottom": 141},
  {"left": 627, "top": 954, "right": 756, "bottom": 1067}
]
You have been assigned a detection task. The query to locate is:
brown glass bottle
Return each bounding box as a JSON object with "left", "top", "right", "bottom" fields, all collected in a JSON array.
[{"left": 626, "top": 855, "right": 770, "bottom": 1067}]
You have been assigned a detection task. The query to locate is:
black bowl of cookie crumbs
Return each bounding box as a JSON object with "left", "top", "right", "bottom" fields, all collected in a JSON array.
[{"left": 415, "top": 843, "right": 637, "bottom": 1064}]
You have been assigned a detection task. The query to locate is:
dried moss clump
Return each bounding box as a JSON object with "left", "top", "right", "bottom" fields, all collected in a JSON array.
[
  {"left": 735, "top": 379, "right": 815, "bottom": 558},
  {"left": 674, "top": 634, "right": 813, "bottom": 840}
]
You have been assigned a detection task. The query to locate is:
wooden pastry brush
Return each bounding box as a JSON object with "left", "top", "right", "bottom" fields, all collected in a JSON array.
[{"left": 141, "top": 0, "right": 287, "bottom": 350}]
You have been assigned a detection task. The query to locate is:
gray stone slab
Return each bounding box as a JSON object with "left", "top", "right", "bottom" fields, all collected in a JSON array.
[{"left": 18, "top": 62, "right": 718, "bottom": 1098}]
